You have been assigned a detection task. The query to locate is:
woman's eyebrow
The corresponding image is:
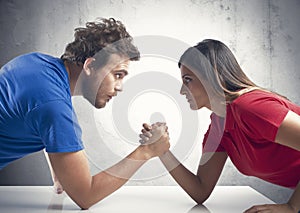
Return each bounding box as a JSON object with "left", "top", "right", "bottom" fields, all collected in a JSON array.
[{"left": 182, "top": 74, "right": 191, "bottom": 78}]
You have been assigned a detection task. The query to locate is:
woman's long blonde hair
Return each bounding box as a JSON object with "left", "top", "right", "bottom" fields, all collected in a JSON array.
[{"left": 178, "top": 39, "right": 258, "bottom": 102}]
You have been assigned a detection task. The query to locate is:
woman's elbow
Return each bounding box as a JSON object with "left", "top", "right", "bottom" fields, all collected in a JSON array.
[
  {"left": 193, "top": 195, "right": 209, "bottom": 205},
  {"left": 192, "top": 187, "right": 212, "bottom": 205}
]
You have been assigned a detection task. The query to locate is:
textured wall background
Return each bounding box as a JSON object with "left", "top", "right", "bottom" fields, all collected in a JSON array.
[{"left": 0, "top": 0, "right": 299, "bottom": 204}]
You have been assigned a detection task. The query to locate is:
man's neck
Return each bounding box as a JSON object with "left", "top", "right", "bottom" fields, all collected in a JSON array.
[{"left": 63, "top": 61, "right": 83, "bottom": 95}]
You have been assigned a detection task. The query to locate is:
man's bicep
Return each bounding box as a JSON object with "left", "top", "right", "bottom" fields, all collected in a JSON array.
[
  {"left": 26, "top": 100, "right": 84, "bottom": 152},
  {"left": 48, "top": 151, "right": 92, "bottom": 198},
  {"left": 276, "top": 110, "right": 300, "bottom": 151}
]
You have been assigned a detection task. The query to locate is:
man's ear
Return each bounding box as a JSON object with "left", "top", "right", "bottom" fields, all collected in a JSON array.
[{"left": 83, "top": 58, "right": 95, "bottom": 76}]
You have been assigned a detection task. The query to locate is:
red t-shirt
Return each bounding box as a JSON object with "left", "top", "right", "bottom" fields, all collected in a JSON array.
[{"left": 203, "top": 90, "right": 300, "bottom": 188}]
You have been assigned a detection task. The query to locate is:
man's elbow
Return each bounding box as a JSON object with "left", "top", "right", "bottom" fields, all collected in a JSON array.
[
  {"left": 76, "top": 199, "right": 97, "bottom": 210},
  {"left": 72, "top": 194, "right": 101, "bottom": 210},
  {"left": 78, "top": 202, "right": 92, "bottom": 210}
]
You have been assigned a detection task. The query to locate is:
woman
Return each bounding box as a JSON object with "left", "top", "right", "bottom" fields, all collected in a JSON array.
[{"left": 140, "top": 39, "right": 300, "bottom": 213}]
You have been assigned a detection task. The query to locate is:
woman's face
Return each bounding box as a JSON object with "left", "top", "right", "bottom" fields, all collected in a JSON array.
[{"left": 180, "top": 65, "right": 211, "bottom": 110}]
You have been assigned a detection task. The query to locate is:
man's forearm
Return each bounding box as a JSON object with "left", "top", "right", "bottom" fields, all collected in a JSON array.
[
  {"left": 80, "top": 146, "right": 151, "bottom": 209},
  {"left": 51, "top": 128, "right": 169, "bottom": 209}
]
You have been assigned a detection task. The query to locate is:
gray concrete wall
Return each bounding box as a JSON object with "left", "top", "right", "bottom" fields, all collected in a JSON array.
[{"left": 0, "top": 0, "right": 299, "bottom": 204}]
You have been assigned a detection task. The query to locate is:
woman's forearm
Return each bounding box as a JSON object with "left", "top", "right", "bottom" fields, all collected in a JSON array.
[
  {"left": 159, "top": 151, "right": 211, "bottom": 204},
  {"left": 288, "top": 181, "right": 300, "bottom": 212}
]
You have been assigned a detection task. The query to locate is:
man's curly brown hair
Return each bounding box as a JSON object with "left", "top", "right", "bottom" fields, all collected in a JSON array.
[{"left": 61, "top": 18, "right": 140, "bottom": 67}]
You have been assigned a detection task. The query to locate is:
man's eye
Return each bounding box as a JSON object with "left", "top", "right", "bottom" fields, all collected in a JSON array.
[{"left": 115, "top": 73, "right": 123, "bottom": 79}]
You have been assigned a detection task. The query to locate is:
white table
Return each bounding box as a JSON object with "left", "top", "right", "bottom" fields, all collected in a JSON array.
[{"left": 0, "top": 186, "right": 274, "bottom": 213}]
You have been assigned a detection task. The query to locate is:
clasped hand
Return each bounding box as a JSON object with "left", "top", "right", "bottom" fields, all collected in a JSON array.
[{"left": 139, "top": 122, "right": 170, "bottom": 158}]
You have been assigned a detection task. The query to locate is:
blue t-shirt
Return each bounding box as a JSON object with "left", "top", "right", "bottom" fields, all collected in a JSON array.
[{"left": 0, "top": 52, "right": 84, "bottom": 169}]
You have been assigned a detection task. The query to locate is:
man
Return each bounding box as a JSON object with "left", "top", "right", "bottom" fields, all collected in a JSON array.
[{"left": 0, "top": 18, "right": 170, "bottom": 209}]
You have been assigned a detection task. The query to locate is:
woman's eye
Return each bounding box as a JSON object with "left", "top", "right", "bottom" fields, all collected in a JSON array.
[{"left": 184, "top": 78, "right": 192, "bottom": 84}]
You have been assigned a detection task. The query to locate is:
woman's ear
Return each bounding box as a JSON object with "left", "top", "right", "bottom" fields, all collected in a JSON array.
[{"left": 83, "top": 57, "right": 95, "bottom": 76}]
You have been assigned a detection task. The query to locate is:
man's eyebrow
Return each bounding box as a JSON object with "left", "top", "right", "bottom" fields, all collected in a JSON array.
[{"left": 115, "top": 69, "right": 128, "bottom": 76}]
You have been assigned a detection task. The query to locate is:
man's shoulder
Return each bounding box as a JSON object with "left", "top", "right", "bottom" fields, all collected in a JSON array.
[
  {"left": 3, "top": 52, "right": 70, "bottom": 105},
  {"left": 2, "top": 52, "right": 58, "bottom": 69}
]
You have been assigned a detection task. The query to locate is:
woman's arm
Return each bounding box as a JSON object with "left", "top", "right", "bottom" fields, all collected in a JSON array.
[
  {"left": 276, "top": 110, "right": 300, "bottom": 151},
  {"left": 245, "top": 181, "right": 300, "bottom": 213},
  {"left": 48, "top": 129, "right": 170, "bottom": 210},
  {"left": 288, "top": 181, "right": 300, "bottom": 212},
  {"left": 159, "top": 151, "right": 228, "bottom": 204},
  {"left": 245, "top": 110, "right": 300, "bottom": 213},
  {"left": 141, "top": 123, "right": 228, "bottom": 204}
]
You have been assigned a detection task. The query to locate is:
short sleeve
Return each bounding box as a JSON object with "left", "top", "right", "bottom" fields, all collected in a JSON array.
[
  {"left": 202, "top": 113, "right": 226, "bottom": 153},
  {"left": 232, "top": 93, "right": 289, "bottom": 142},
  {"left": 25, "top": 100, "right": 84, "bottom": 153}
]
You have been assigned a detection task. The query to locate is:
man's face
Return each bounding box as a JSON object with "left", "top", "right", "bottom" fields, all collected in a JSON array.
[{"left": 82, "top": 54, "right": 130, "bottom": 108}]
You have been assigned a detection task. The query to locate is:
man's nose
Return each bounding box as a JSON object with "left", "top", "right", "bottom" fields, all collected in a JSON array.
[{"left": 115, "top": 80, "right": 123, "bottom": 92}]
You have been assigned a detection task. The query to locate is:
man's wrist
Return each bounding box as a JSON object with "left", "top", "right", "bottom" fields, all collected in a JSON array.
[{"left": 136, "top": 145, "right": 153, "bottom": 161}]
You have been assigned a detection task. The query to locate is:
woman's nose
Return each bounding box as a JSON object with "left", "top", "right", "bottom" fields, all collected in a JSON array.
[{"left": 180, "top": 84, "right": 186, "bottom": 95}]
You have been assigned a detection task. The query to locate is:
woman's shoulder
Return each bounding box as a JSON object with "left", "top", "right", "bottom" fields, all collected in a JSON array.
[
  {"left": 226, "top": 88, "right": 299, "bottom": 140},
  {"left": 229, "top": 88, "right": 289, "bottom": 109},
  {"left": 226, "top": 88, "right": 296, "bottom": 123}
]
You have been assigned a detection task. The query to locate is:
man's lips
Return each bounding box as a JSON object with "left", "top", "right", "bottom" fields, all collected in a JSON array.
[
  {"left": 106, "top": 96, "right": 112, "bottom": 102},
  {"left": 106, "top": 94, "right": 116, "bottom": 102}
]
